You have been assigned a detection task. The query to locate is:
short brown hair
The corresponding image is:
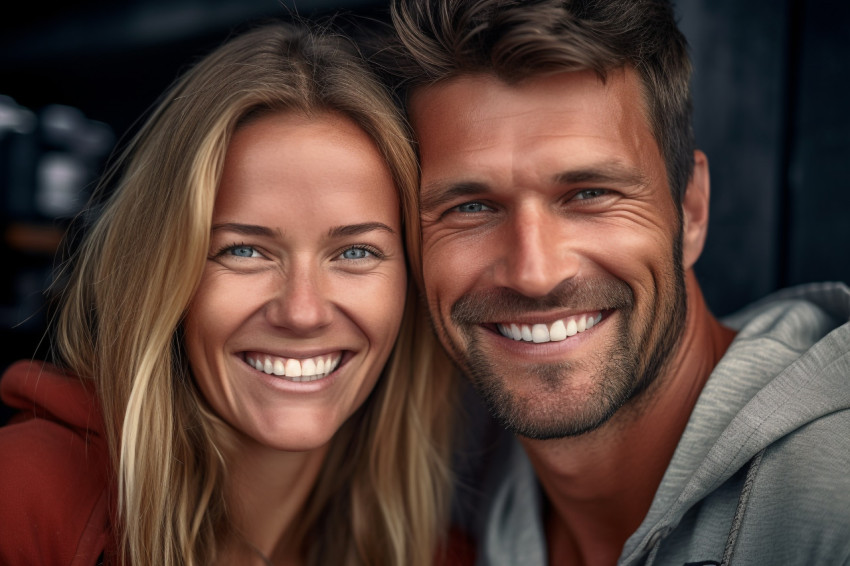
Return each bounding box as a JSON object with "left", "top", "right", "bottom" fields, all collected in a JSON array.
[{"left": 381, "top": 0, "right": 695, "bottom": 203}]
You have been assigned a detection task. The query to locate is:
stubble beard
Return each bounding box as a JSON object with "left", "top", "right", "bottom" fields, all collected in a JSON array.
[{"left": 441, "top": 246, "right": 687, "bottom": 440}]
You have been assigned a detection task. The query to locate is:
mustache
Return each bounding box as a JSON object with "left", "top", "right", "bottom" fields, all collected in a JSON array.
[{"left": 451, "top": 278, "right": 634, "bottom": 324}]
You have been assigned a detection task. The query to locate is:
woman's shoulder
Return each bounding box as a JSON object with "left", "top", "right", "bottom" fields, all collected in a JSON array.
[{"left": 0, "top": 359, "right": 111, "bottom": 565}]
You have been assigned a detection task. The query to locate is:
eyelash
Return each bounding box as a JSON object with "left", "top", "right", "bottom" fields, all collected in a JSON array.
[
  {"left": 454, "top": 202, "right": 491, "bottom": 213},
  {"left": 338, "top": 244, "right": 384, "bottom": 261},
  {"left": 212, "top": 242, "right": 260, "bottom": 259},
  {"left": 573, "top": 188, "right": 610, "bottom": 201},
  {"left": 444, "top": 189, "right": 611, "bottom": 216},
  {"left": 442, "top": 201, "right": 494, "bottom": 219},
  {"left": 211, "top": 242, "right": 384, "bottom": 261}
]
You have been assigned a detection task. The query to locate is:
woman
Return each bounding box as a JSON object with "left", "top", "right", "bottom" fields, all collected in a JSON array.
[{"left": 0, "top": 20, "right": 465, "bottom": 565}]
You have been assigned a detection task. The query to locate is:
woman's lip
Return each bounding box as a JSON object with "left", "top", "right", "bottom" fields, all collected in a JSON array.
[
  {"left": 243, "top": 350, "right": 348, "bottom": 381},
  {"left": 242, "top": 348, "right": 347, "bottom": 360}
]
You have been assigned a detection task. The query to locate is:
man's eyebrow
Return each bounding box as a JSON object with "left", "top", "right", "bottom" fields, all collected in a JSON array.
[
  {"left": 211, "top": 222, "right": 278, "bottom": 237},
  {"left": 420, "top": 181, "right": 489, "bottom": 213},
  {"left": 554, "top": 163, "right": 648, "bottom": 187},
  {"left": 421, "top": 164, "right": 647, "bottom": 213},
  {"left": 327, "top": 222, "right": 396, "bottom": 239}
]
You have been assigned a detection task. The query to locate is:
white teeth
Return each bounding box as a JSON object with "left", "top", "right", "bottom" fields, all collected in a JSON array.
[
  {"left": 301, "top": 358, "right": 316, "bottom": 376},
  {"left": 248, "top": 352, "right": 341, "bottom": 381},
  {"left": 285, "top": 358, "right": 301, "bottom": 377},
  {"left": 510, "top": 323, "right": 522, "bottom": 341},
  {"left": 496, "top": 313, "right": 602, "bottom": 343},
  {"left": 549, "top": 320, "right": 567, "bottom": 341},
  {"left": 531, "top": 324, "right": 549, "bottom": 343}
]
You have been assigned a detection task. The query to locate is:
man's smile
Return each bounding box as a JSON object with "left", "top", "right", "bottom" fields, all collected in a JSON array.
[{"left": 495, "top": 311, "right": 604, "bottom": 343}]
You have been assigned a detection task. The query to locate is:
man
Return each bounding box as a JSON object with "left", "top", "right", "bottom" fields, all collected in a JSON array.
[{"left": 380, "top": 1, "right": 850, "bottom": 564}]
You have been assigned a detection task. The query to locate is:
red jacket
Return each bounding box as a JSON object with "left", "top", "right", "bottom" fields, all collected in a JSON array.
[
  {"left": 0, "top": 360, "right": 111, "bottom": 565},
  {"left": 0, "top": 359, "right": 474, "bottom": 566}
]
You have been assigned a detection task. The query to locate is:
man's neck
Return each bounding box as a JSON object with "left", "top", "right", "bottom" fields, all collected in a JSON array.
[{"left": 520, "top": 271, "right": 736, "bottom": 566}]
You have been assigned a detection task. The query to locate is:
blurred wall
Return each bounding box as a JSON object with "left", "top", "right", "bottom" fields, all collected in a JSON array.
[{"left": 679, "top": 0, "right": 850, "bottom": 315}]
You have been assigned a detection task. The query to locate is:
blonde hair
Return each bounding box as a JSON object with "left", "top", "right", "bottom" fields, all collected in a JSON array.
[{"left": 53, "top": 20, "right": 455, "bottom": 566}]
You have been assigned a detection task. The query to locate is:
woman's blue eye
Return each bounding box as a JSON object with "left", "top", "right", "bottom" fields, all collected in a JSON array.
[
  {"left": 455, "top": 202, "right": 489, "bottom": 213},
  {"left": 341, "top": 247, "right": 371, "bottom": 260},
  {"left": 229, "top": 245, "right": 258, "bottom": 258}
]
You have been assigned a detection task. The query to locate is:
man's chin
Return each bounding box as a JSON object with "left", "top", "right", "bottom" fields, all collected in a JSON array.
[
  {"left": 464, "top": 362, "right": 632, "bottom": 440},
  {"left": 477, "top": 386, "right": 622, "bottom": 440}
]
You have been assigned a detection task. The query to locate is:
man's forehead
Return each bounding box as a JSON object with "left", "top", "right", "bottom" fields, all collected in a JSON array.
[
  {"left": 408, "top": 73, "right": 494, "bottom": 128},
  {"left": 408, "top": 68, "right": 633, "bottom": 114},
  {"left": 409, "top": 69, "right": 644, "bottom": 155},
  {"left": 410, "top": 67, "right": 666, "bottom": 204}
]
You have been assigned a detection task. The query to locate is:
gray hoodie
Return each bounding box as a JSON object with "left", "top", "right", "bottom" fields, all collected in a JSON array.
[{"left": 455, "top": 282, "right": 850, "bottom": 565}]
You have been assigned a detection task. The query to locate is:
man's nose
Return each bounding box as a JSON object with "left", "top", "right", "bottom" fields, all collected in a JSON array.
[{"left": 492, "top": 204, "right": 580, "bottom": 298}]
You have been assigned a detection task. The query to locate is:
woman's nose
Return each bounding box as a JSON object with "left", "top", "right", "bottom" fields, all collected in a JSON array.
[{"left": 263, "top": 264, "right": 334, "bottom": 333}]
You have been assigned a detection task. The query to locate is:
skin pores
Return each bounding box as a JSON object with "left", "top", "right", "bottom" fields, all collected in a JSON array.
[{"left": 184, "top": 111, "right": 407, "bottom": 453}]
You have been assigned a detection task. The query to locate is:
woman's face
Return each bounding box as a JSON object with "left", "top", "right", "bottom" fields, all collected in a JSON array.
[{"left": 184, "top": 111, "right": 407, "bottom": 453}]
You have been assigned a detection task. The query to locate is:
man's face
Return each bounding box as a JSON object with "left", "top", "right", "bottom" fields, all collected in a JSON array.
[{"left": 410, "top": 69, "right": 691, "bottom": 439}]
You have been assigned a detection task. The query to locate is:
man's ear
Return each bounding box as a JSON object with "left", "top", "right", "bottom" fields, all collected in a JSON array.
[{"left": 681, "top": 150, "right": 710, "bottom": 270}]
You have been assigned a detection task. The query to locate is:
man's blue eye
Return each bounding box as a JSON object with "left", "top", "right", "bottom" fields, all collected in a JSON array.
[
  {"left": 575, "top": 189, "right": 608, "bottom": 200},
  {"left": 456, "top": 202, "right": 488, "bottom": 213},
  {"left": 342, "top": 247, "right": 371, "bottom": 260}
]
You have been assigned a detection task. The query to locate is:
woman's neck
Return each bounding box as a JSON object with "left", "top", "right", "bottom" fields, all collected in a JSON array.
[{"left": 218, "top": 435, "right": 330, "bottom": 566}]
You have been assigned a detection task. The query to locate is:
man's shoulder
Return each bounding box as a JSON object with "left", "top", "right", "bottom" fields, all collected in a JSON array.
[
  {"left": 758, "top": 406, "right": 850, "bottom": 499},
  {"left": 722, "top": 281, "right": 850, "bottom": 335},
  {"left": 721, "top": 410, "right": 850, "bottom": 563},
  {"left": 643, "top": 407, "right": 850, "bottom": 565}
]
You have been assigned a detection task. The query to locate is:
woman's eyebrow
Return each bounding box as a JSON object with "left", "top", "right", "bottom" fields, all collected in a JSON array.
[
  {"left": 211, "top": 222, "right": 395, "bottom": 239},
  {"left": 327, "top": 222, "right": 396, "bottom": 238},
  {"left": 211, "top": 222, "right": 278, "bottom": 237}
]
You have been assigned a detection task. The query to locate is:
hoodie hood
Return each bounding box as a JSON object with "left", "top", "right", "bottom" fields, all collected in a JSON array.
[
  {"left": 621, "top": 281, "right": 850, "bottom": 563},
  {"left": 0, "top": 360, "right": 113, "bottom": 566},
  {"left": 1, "top": 359, "right": 103, "bottom": 437}
]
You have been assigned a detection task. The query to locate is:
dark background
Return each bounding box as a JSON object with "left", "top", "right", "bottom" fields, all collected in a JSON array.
[{"left": 2, "top": 0, "right": 849, "bottom": 422}]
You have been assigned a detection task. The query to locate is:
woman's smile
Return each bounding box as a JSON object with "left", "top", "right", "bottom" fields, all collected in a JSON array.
[{"left": 244, "top": 350, "right": 344, "bottom": 381}]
